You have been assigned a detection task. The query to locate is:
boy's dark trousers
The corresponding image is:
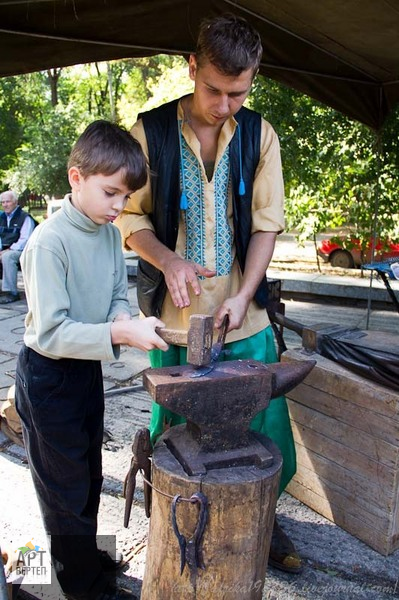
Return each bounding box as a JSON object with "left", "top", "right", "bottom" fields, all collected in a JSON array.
[{"left": 15, "top": 345, "right": 109, "bottom": 598}]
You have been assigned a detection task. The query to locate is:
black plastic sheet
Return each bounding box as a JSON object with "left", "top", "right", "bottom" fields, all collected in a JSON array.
[{"left": 319, "top": 329, "right": 399, "bottom": 392}]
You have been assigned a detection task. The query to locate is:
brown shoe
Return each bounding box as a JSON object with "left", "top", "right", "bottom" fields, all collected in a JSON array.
[{"left": 268, "top": 518, "right": 303, "bottom": 574}]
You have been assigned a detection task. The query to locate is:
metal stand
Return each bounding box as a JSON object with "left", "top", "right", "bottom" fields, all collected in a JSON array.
[{"left": 363, "top": 262, "right": 399, "bottom": 314}]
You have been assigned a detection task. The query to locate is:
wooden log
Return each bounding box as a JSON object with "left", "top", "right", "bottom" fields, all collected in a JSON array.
[{"left": 141, "top": 430, "right": 282, "bottom": 600}]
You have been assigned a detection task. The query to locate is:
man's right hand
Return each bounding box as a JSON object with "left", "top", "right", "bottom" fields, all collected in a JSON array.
[{"left": 163, "top": 256, "right": 216, "bottom": 308}]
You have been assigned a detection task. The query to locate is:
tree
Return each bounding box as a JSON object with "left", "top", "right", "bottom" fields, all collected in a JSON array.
[
  {"left": 47, "top": 68, "right": 62, "bottom": 106},
  {"left": 1, "top": 70, "right": 88, "bottom": 197},
  {"left": 249, "top": 77, "right": 399, "bottom": 250},
  {"left": 1, "top": 55, "right": 192, "bottom": 197},
  {"left": 0, "top": 76, "right": 36, "bottom": 180},
  {"left": 6, "top": 105, "right": 83, "bottom": 198},
  {"left": 2, "top": 54, "right": 399, "bottom": 230}
]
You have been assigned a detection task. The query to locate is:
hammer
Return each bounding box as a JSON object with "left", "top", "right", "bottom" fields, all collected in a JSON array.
[{"left": 156, "top": 314, "right": 214, "bottom": 366}]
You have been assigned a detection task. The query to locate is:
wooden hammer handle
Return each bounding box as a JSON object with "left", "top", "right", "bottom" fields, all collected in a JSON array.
[{"left": 156, "top": 327, "right": 187, "bottom": 346}]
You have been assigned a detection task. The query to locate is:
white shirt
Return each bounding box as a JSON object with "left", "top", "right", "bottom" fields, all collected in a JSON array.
[{"left": 6, "top": 207, "right": 36, "bottom": 252}]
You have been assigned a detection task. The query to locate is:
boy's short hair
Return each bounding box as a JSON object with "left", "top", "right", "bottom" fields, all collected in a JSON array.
[
  {"left": 195, "top": 13, "right": 263, "bottom": 77},
  {"left": 68, "top": 120, "right": 147, "bottom": 191}
]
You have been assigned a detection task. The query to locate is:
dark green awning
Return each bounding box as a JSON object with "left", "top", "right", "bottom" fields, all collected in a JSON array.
[{"left": 1, "top": 0, "right": 398, "bottom": 130}]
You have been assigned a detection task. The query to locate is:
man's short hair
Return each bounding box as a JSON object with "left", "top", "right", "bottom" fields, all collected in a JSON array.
[
  {"left": 68, "top": 120, "right": 148, "bottom": 192},
  {"left": 195, "top": 13, "right": 263, "bottom": 77},
  {"left": 0, "top": 190, "right": 18, "bottom": 204}
]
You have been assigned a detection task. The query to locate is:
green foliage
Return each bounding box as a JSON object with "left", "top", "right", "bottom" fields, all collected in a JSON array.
[
  {"left": 1, "top": 70, "right": 92, "bottom": 197},
  {"left": 249, "top": 77, "right": 399, "bottom": 244},
  {"left": 6, "top": 105, "right": 83, "bottom": 198},
  {"left": 137, "top": 55, "right": 193, "bottom": 113},
  {"left": 1, "top": 56, "right": 191, "bottom": 197},
  {"left": 0, "top": 77, "right": 28, "bottom": 175},
  {"left": 1, "top": 55, "right": 399, "bottom": 249},
  {"left": 118, "top": 55, "right": 191, "bottom": 126}
]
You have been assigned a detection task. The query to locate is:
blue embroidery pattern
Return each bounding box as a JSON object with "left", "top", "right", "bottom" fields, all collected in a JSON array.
[
  {"left": 180, "top": 136, "right": 204, "bottom": 266},
  {"left": 180, "top": 134, "right": 232, "bottom": 276},
  {"left": 214, "top": 151, "right": 233, "bottom": 275}
]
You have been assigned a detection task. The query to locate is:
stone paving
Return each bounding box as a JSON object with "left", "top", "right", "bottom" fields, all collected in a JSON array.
[{"left": 1, "top": 272, "right": 399, "bottom": 599}]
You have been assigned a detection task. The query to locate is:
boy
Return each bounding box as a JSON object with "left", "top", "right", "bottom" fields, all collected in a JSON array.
[
  {"left": 116, "top": 14, "right": 302, "bottom": 574},
  {"left": 15, "top": 120, "right": 168, "bottom": 600}
]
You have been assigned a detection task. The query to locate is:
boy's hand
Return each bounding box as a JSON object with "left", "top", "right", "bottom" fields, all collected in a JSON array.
[
  {"left": 164, "top": 256, "right": 216, "bottom": 309},
  {"left": 113, "top": 312, "right": 132, "bottom": 322},
  {"left": 111, "top": 317, "right": 169, "bottom": 351}
]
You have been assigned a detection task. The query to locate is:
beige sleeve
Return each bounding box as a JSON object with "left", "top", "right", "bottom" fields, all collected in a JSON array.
[
  {"left": 251, "top": 119, "right": 285, "bottom": 234},
  {"left": 114, "top": 120, "right": 155, "bottom": 249}
]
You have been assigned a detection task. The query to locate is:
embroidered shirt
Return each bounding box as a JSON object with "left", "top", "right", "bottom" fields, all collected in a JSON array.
[{"left": 116, "top": 100, "right": 285, "bottom": 344}]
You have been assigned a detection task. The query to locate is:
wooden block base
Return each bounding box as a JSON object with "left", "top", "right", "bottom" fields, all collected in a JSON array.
[
  {"left": 282, "top": 348, "right": 399, "bottom": 556},
  {"left": 141, "top": 430, "right": 282, "bottom": 600}
]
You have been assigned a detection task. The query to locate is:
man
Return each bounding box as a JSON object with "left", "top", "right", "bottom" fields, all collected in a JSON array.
[
  {"left": 116, "top": 13, "right": 302, "bottom": 574},
  {"left": 0, "top": 190, "right": 36, "bottom": 303}
]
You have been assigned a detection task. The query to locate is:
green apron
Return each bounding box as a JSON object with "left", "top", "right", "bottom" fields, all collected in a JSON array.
[{"left": 148, "top": 326, "right": 296, "bottom": 495}]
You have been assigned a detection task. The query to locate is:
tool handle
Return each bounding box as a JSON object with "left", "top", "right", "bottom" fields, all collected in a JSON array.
[
  {"left": 155, "top": 327, "right": 184, "bottom": 345},
  {"left": 217, "top": 314, "right": 229, "bottom": 344},
  {"left": 272, "top": 312, "right": 304, "bottom": 337}
]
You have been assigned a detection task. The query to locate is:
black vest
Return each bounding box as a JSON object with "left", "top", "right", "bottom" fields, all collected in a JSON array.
[
  {"left": 0, "top": 206, "right": 32, "bottom": 249},
  {"left": 137, "top": 99, "right": 269, "bottom": 317}
]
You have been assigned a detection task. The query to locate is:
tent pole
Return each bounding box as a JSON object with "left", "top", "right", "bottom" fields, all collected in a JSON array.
[{"left": 365, "top": 131, "right": 382, "bottom": 329}]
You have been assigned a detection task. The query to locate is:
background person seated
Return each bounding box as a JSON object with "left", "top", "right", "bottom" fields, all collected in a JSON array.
[{"left": 0, "top": 190, "right": 36, "bottom": 303}]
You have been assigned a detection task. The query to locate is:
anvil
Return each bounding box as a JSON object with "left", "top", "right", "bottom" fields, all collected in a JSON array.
[{"left": 143, "top": 359, "right": 315, "bottom": 476}]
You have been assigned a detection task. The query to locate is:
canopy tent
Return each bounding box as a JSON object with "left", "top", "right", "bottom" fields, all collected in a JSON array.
[{"left": 1, "top": 0, "right": 399, "bottom": 131}]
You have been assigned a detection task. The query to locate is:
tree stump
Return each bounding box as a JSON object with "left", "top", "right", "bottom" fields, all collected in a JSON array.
[{"left": 141, "top": 428, "right": 282, "bottom": 600}]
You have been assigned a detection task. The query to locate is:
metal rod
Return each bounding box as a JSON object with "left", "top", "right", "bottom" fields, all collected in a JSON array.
[
  {"left": 378, "top": 272, "right": 399, "bottom": 313},
  {"left": 366, "top": 131, "right": 382, "bottom": 329},
  {"left": 272, "top": 312, "right": 304, "bottom": 337},
  {"left": 104, "top": 385, "right": 144, "bottom": 397}
]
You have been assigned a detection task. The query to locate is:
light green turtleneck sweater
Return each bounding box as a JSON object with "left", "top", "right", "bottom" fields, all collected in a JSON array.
[{"left": 21, "top": 195, "right": 131, "bottom": 361}]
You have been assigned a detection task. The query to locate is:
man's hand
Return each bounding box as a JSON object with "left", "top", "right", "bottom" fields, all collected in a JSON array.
[
  {"left": 214, "top": 294, "right": 251, "bottom": 332},
  {"left": 125, "top": 229, "right": 216, "bottom": 309},
  {"left": 164, "top": 256, "right": 216, "bottom": 309},
  {"left": 213, "top": 231, "right": 278, "bottom": 332}
]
